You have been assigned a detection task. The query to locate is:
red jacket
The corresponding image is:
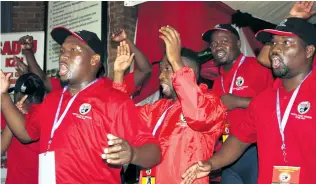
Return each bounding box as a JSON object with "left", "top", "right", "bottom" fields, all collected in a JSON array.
[{"left": 114, "top": 66, "right": 226, "bottom": 183}]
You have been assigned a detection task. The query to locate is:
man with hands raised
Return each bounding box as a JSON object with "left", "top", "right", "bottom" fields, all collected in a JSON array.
[
  {"left": 0, "top": 26, "right": 161, "bottom": 184},
  {"left": 112, "top": 25, "right": 226, "bottom": 184}
]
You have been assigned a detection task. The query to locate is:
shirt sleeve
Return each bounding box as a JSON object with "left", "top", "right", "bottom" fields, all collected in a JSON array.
[
  {"left": 124, "top": 72, "right": 138, "bottom": 96},
  {"left": 230, "top": 97, "right": 258, "bottom": 143},
  {"left": 110, "top": 99, "right": 160, "bottom": 148},
  {"left": 25, "top": 103, "right": 43, "bottom": 141},
  {"left": 49, "top": 77, "right": 62, "bottom": 92},
  {"left": 172, "top": 66, "right": 227, "bottom": 133}
]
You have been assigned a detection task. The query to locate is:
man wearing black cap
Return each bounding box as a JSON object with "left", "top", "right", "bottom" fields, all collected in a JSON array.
[
  {"left": 1, "top": 73, "right": 45, "bottom": 184},
  {"left": 200, "top": 24, "right": 273, "bottom": 184},
  {"left": 0, "top": 26, "right": 161, "bottom": 183},
  {"left": 181, "top": 17, "right": 316, "bottom": 184}
]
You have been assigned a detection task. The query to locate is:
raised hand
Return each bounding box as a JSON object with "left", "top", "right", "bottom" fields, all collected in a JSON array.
[
  {"left": 102, "top": 134, "right": 134, "bottom": 165},
  {"left": 114, "top": 41, "right": 135, "bottom": 73},
  {"left": 15, "top": 56, "right": 29, "bottom": 77},
  {"left": 159, "top": 25, "right": 182, "bottom": 66},
  {"left": 19, "top": 35, "right": 34, "bottom": 52},
  {"left": 181, "top": 160, "right": 213, "bottom": 184},
  {"left": 111, "top": 28, "right": 127, "bottom": 42},
  {"left": 288, "top": 1, "right": 316, "bottom": 19},
  {"left": 0, "top": 70, "right": 12, "bottom": 94}
]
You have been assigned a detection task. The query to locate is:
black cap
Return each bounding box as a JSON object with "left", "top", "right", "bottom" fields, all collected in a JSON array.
[
  {"left": 256, "top": 17, "right": 316, "bottom": 45},
  {"left": 11, "top": 73, "right": 45, "bottom": 96},
  {"left": 51, "top": 26, "right": 104, "bottom": 62},
  {"left": 202, "top": 24, "right": 240, "bottom": 43}
]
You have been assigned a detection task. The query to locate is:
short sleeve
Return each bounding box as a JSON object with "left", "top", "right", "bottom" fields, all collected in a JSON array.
[
  {"left": 49, "top": 77, "right": 62, "bottom": 92},
  {"left": 230, "top": 98, "right": 258, "bottom": 143},
  {"left": 25, "top": 104, "right": 43, "bottom": 141},
  {"left": 110, "top": 99, "right": 160, "bottom": 147}
]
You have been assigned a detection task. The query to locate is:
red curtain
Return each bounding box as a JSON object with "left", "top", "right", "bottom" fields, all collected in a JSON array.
[{"left": 134, "top": 2, "right": 248, "bottom": 103}]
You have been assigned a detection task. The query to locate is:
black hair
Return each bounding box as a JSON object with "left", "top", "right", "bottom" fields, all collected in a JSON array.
[
  {"left": 180, "top": 47, "right": 201, "bottom": 78},
  {"left": 14, "top": 73, "right": 46, "bottom": 104}
]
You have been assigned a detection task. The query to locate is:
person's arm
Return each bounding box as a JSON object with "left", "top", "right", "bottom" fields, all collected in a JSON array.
[
  {"left": 19, "top": 35, "right": 53, "bottom": 92},
  {"left": 111, "top": 29, "right": 152, "bottom": 88},
  {"left": 102, "top": 98, "right": 161, "bottom": 168},
  {"left": 257, "top": 43, "right": 271, "bottom": 68},
  {"left": 0, "top": 71, "right": 33, "bottom": 143},
  {"left": 221, "top": 94, "right": 251, "bottom": 111},
  {"left": 1, "top": 126, "right": 13, "bottom": 155}
]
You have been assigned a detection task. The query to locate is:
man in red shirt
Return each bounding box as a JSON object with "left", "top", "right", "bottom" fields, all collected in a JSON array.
[
  {"left": 181, "top": 17, "right": 316, "bottom": 184},
  {"left": 1, "top": 73, "right": 46, "bottom": 184},
  {"left": 0, "top": 26, "right": 161, "bottom": 184},
  {"left": 201, "top": 24, "right": 273, "bottom": 183},
  {"left": 112, "top": 26, "right": 227, "bottom": 184},
  {"left": 17, "top": 28, "right": 151, "bottom": 97}
]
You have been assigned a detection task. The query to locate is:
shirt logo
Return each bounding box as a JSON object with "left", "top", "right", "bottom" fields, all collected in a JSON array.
[
  {"left": 279, "top": 172, "right": 291, "bottom": 182},
  {"left": 145, "top": 169, "right": 151, "bottom": 175},
  {"left": 235, "top": 76, "right": 244, "bottom": 87},
  {"left": 79, "top": 103, "right": 91, "bottom": 115},
  {"left": 297, "top": 101, "right": 310, "bottom": 115},
  {"left": 278, "top": 19, "right": 287, "bottom": 27},
  {"left": 176, "top": 113, "right": 187, "bottom": 127}
]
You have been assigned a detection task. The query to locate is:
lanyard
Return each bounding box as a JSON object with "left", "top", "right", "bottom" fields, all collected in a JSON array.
[
  {"left": 276, "top": 72, "right": 311, "bottom": 163},
  {"left": 221, "top": 56, "right": 246, "bottom": 94},
  {"left": 152, "top": 104, "right": 173, "bottom": 136},
  {"left": 46, "top": 79, "right": 98, "bottom": 152}
]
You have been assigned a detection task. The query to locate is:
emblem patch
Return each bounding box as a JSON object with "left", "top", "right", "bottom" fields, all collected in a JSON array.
[
  {"left": 79, "top": 103, "right": 91, "bottom": 115},
  {"left": 297, "top": 101, "right": 310, "bottom": 115},
  {"left": 235, "top": 76, "right": 244, "bottom": 87}
]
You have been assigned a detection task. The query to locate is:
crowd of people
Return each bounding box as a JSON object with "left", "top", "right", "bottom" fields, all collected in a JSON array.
[{"left": 1, "top": 1, "right": 316, "bottom": 184}]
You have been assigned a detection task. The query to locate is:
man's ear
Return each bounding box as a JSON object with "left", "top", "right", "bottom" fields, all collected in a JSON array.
[
  {"left": 91, "top": 54, "right": 101, "bottom": 66},
  {"left": 237, "top": 40, "right": 241, "bottom": 49},
  {"left": 306, "top": 45, "right": 315, "bottom": 59}
]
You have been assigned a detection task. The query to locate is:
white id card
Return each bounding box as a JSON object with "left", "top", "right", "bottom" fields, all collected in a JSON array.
[{"left": 39, "top": 151, "right": 56, "bottom": 184}]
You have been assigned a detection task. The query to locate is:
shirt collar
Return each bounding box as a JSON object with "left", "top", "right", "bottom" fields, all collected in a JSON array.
[{"left": 219, "top": 53, "right": 244, "bottom": 75}]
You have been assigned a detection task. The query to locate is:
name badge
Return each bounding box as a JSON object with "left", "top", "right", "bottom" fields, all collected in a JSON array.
[
  {"left": 39, "top": 151, "right": 56, "bottom": 184},
  {"left": 141, "top": 167, "right": 156, "bottom": 184},
  {"left": 272, "top": 166, "right": 300, "bottom": 184}
]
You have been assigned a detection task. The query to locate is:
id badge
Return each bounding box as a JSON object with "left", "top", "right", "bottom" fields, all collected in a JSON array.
[
  {"left": 272, "top": 166, "right": 300, "bottom": 184},
  {"left": 39, "top": 151, "right": 56, "bottom": 184},
  {"left": 141, "top": 168, "right": 156, "bottom": 184}
]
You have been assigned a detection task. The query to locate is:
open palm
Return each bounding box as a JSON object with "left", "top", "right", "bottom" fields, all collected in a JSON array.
[
  {"left": 0, "top": 70, "right": 12, "bottom": 94},
  {"left": 114, "top": 41, "right": 135, "bottom": 73},
  {"left": 289, "top": 1, "right": 316, "bottom": 19}
]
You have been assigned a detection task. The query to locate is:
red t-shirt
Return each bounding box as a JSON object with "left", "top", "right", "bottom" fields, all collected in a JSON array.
[
  {"left": 2, "top": 105, "right": 40, "bottom": 184},
  {"left": 212, "top": 54, "right": 273, "bottom": 129},
  {"left": 49, "top": 77, "right": 62, "bottom": 91},
  {"left": 231, "top": 72, "right": 316, "bottom": 184},
  {"left": 25, "top": 78, "right": 160, "bottom": 184}
]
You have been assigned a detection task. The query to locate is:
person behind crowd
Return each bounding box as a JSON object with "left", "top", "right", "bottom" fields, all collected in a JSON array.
[
  {"left": 17, "top": 28, "right": 152, "bottom": 96},
  {"left": 111, "top": 25, "right": 226, "bottom": 184},
  {"left": 201, "top": 23, "right": 273, "bottom": 183},
  {"left": 1, "top": 26, "right": 161, "bottom": 183},
  {"left": 181, "top": 15, "right": 316, "bottom": 184},
  {"left": 1, "top": 73, "right": 45, "bottom": 184}
]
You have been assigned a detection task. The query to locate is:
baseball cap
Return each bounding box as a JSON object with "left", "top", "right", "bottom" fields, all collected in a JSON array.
[
  {"left": 8, "top": 73, "right": 45, "bottom": 97},
  {"left": 51, "top": 26, "right": 104, "bottom": 62},
  {"left": 256, "top": 17, "right": 316, "bottom": 45},
  {"left": 202, "top": 24, "right": 240, "bottom": 43}
]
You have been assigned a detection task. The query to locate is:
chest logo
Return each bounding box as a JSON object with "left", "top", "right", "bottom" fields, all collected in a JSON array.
[
  {"left": 235, "top": 76, "right": 244, "bottom": 87},
  {"left": 79, "top": 103, "right": 91, "bottom": 115},
  {"left": 297, "top": 101, "right": 310, "bottom": 115},
  {"left": 279, "top": 172, "right": 291, "bottom": 182}
]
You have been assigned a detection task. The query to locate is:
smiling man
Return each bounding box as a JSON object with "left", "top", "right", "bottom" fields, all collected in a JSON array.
[
  {"left": 0, "top": 26, "right": 161, "bottom": 184},
  {"left": 201, "top": 24, "right": 273, "bottom": 184},
  {"left": 182, "top": 17, "right": 316, "bottom": 184}
]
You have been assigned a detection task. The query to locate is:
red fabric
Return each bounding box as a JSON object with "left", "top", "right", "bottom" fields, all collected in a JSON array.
[
  {"left": 50, "top": 77, "right": 62, "bottom": 91},
  {"left": 124, "top": 72, "right": 138, "bottom": 96},
  {"left": 200, "top": 60, "right": 219, "bottom": 81},
  {"left": 5, "top": 105, "right": 40, "bottom": 184},
  {"left": 212, "top": 54, "right": 273, "bottom": 130},
  {"left": 231, "top": 72, "right": 316, "bottom": 184},
  {"left": 134, "top": 1, "right": 235, "bottom": 103},
  {"left": 114, "top": 66, "right": 226, "bottom": 183},
  {"left": 25, "top": 78, "right": 160, "bottom": 184}
]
